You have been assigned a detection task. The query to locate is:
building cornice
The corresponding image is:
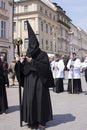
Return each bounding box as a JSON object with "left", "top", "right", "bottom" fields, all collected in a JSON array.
[
  {"left": 14, "top": 11, "right": 38, "bottom": 17},
  {"left": 58, "top": 20, "right": 70, "bottom": 29},
  {"left": 14, "top": 10, "right": 57, "bottom": 25},
  {"left": 14, "top": 0, "right": 57, "bottom": 12},
  {"left": 40, "top": 0, "right": 57, "bottom": 11}
]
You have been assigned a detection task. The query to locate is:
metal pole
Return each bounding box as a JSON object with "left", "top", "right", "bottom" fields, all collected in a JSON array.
[
  {"left": 12, "top": 0, "right": 15, "bottom": 58},
  {"left": 71, "top": 60, "right": 74, "bottom": 93},
  {"left": 68, "top": 31, "right": 74, "bottom": 93},
  {"left": 71, "top": 67, "right": 73, "bottom": 93}
]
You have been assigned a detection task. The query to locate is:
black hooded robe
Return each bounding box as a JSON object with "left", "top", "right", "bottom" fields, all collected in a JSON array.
[
  {"left": 0, "top": 59, "right": 8, "bottom": 114},
  {"left": 15, "top": 51, "right": 53, "bottom": 127}
]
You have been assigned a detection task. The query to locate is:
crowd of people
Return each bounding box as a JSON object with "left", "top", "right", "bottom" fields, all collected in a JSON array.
[
  {"left": 0, "top": 20, "right": 87, "bottom": 130},
  {"left": 50, "top": 52, "right": 87, "bottom": 94}
]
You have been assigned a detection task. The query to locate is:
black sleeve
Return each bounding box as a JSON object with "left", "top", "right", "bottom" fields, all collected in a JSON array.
[
  {"left": 30, "top": 52, "right": 49, "bottom": 77},
  {"left": 23, "top": 52, "right": 49, "bottom": 77},
  {"left": 15, "top": 61, "right": 24, "bottom": 87}
]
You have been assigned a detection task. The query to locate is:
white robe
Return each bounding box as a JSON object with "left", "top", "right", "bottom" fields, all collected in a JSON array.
[
  {"left": 81, "top": 60, "right": 87, "bottom": 68},
  {"left": 51, "top": 59, "right": 65, "bottom": 79},
  {"left": 67, "top": 58, "right": 81, "bottom": 79}
]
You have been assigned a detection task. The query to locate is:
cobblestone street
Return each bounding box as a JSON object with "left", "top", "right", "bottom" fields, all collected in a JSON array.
[{"left": 0, "top": 72, "right": 87, "bottom": 130}]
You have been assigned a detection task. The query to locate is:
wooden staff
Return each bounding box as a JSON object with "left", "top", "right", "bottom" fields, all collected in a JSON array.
[{"left": 18, "top": 60, "right": 22, "bottom": 127}]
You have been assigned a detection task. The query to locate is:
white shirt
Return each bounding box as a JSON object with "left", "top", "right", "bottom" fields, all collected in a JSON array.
[
  {"left": 51, "top": 59, "right": 65, "bottom": 78},
  {"left": 81, "top": 60, "right": 87, "bottom": 68},
  {"left": 67, "top": 58, "right": 81, "bottom": 79}
]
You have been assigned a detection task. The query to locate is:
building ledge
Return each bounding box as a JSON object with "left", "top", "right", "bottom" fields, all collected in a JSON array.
[{"left": 58, "top": 20, "right": 70, "bottom": 29}]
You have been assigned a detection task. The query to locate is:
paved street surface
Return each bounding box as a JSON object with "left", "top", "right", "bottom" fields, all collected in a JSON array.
[{"left": 0, "top": 72, "right": 87, "bottom": 130}]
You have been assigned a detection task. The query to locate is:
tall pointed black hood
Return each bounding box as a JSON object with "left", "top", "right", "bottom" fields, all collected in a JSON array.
[{"left": 26, "top": 21, "right": 40, "bottom": 58}]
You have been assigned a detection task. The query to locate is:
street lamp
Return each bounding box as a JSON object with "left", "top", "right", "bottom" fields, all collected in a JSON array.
[
  {"left": 53, "top": 27, "right": 56, "bottom": 56},
  {"left": 68, "top": 31, "right": 74, "bottom": 58},
  {"left": 78, "top": 28, "right": 83, "bottom": 60},
  {"left": 53, "top": 37, "right": 56, "bottom": 54}
]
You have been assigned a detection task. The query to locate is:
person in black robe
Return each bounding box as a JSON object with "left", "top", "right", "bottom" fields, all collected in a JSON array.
[
  {"left": 0, "top": 58, "right": 8, "bottom": 114},
  {"left": 15, "top": 21, "right": 54, "bottom": 130},
  {"left": 1, "top": 56, "right": 9, "bottom": 87}
]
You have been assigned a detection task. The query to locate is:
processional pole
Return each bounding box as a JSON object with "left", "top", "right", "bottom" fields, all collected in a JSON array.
[{"left": 18, "top": 59, "right": 22, "bottom": 127}]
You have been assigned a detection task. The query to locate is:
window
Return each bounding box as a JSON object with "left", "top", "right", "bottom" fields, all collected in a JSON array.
[
  {"left": 41, "top": 21, "right": 43, "bottom": 31},
  {"left": 65, "top": 42, "right": 68, "bottom": 51},
  {"left": 63, "top": 17, "right": 64, "bottom": 22},
  {"left": 42, "top": 39, "right": 44, "bottom": 49},
  {"left": 53, "top": 15, "right": 55, "bottom": 21},
  {"left": 1, "top": 1, "right": 5, "bottom": 9},
  {"left": 1, "top": 21, "right": 6, "bottom": 38},
  {"left": 14, "top": 7, "right": 16, "bottom": 13},
  {"left": 46, "top": 40, "right": 49, "bottom": 50},
  {"left": 24, "top": 21, "right": 27, "bottom": 30},
  {"left": 13, "top": 22, "right": 16, "bottom": 31},
  {"left": 45, "top": 10, "right": 47, "bottom": 15},
  {"left": 59, "top": 15, "right": 62, "bottom": 20},
  {"left": 50, "top": 26, "right": 52, "bottom": 35},
  {"left": 24, "top": 38, "right": 29, "bottom": 49},
  {"left": 40, "top": 6, "right": 43, "bottom": 12},
  {"left": 46, "top": 24, "right": 48, "bottom": 33},
  {"left": 24, "top": 5, "right": 28, "bottom": 12},
  {"left": 50, "top": 42, "right": 52, "bottom": 51},
  {"left": 49, "top": 13, "right": 52, "bottom": 18}
]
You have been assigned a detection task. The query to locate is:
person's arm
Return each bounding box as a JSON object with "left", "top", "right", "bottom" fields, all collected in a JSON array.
[
  {"left": 15, "top": 56, "right": 24, "bottom": 86},
  {"left": 30, "top": 52, "right": 49, "bottom": 77}
]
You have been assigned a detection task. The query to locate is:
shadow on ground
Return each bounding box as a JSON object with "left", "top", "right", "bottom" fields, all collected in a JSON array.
[
  {"left": 46, "top": 113, "right": 76, "bottom": 128},
  {"left": 6, "top": 105, "right": 19, "bottom": 113}
]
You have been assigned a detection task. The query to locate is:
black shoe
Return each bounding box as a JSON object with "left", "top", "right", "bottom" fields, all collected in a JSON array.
[
  {"left": 0, "top": 111, "right": 2, "bottom": 114},
  {"left": 29, "top": 124, "right": 38, "bottom": 129}
]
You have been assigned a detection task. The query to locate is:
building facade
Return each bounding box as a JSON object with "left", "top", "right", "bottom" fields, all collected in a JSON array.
[
  {"left": 55, "top": 4, "right": 71, "bottom": 59},
  {"left": 14, "top": 0, "right": 87, "bottom": 60},
  {"left": 14, "top": 0, "right": 71, "bottom": 58},
  {"left": 0, "top": 0, "right": 14, "bottom": 65},
  {"left": 69, "top": 23, "right": 87, "bottom": 60}
]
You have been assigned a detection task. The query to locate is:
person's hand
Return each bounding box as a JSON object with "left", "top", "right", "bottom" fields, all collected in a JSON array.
[
  {"left": 53, "top": 66, "right": 59, "bottom": 70},
  {"left": 15, "top": 56, "right": 20, "bottom": 62},
  {"left": 82, "top": 67, "right": 86, "bottom": 72},
  {"left": 56, "top": 67, "right": 59, "bottom": 70},
  {"left": 26, "top": 56, "right": 32, "bottom": 63},
  {"left": 70, "top": 64, "right": 74, "bottom": 68},
  {"left": 53, "top": 67, "right": 55, "bottom": 70}
]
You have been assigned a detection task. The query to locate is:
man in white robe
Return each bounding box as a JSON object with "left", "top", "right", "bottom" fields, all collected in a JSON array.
[
  {"left": 67, "top": 52, "right": 82, "bottom": 94},
  {"left": 51, "top": 54, "right": 65, "bottom": 93},
  {"left": 81, "top": 53, "right": 87, "bottom": 82}
]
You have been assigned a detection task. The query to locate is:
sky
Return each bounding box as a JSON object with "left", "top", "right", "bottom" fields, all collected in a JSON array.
[{"left": 51, "top": 0, "right": 87, "bottom": 32}]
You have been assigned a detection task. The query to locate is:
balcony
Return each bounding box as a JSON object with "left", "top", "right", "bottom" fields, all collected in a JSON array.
[{"left": 58, "top": 20, "right": 70, "bottom": 29}]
